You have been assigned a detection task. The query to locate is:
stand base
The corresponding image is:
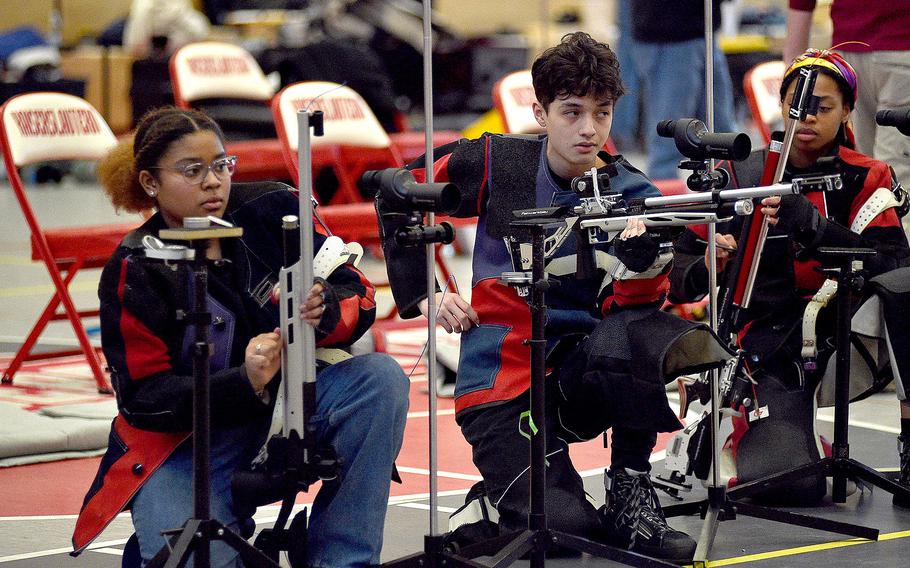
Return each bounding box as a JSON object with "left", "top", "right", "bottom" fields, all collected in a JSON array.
[
  {"left": 382, "top": 529, "right": 682, "bottom": 568},
  {"left": 146, "top": 518, "right": 278, "bottom": 568},
  {"left": 728, "top": 455, "right": 910, "bottom": 506},
  {"left": 664, "top": 453, "right": 910, "bottom": 564}
]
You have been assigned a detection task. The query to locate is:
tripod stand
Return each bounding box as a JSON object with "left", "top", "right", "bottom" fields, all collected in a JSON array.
[
  {"left": 385, "top": 216, "right": 689, "bottom": 568},
  {"left": 664, "top": 247, "right": 910, "bottom": 565},
  {"left": 732, "top": 248, "right": 910, "bottom": 505},
  {"left": 145, "top": 221, "right": 278, "bottom": 568}
]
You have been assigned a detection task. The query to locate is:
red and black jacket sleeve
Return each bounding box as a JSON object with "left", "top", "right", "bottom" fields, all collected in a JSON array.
[
  {"left": 797, "top": 158, "right": 910, "bottom": 276},
  {"left": 312, "top": 240, "right": 376, "bottom": 347}
]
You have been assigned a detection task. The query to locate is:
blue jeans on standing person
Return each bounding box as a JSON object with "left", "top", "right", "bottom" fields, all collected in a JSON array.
[
  {"left": 611, "top": 0, "right": 642, "bottom": 152},
  {"left": 130, "top": 353, "right": 410, "bottom": 568},
  {"left": 630, "top": 38, "right": 738, "bottom": 180}
]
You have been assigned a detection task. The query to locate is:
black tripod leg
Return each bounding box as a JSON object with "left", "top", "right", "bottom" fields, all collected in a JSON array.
[
  {"left": 485, "top": 530, "right": 537, "bottom": 568},
  {"left": 734, "top": 501, "right": 879, "bottom": 540},
  {"left": 726, "top": 460, "right": 832, "bottom": 501},
  {"left": 550, "top": 531, "right": 680, "bottom": 568},
  {"left": 425, "top": 534, "right": 491, "bottom": 568},
  {"left": 844, "top": 458, "right": 910, "bottom": 500},
  {"left": 455, "top": 530, "right": 524, "bottom": 559},
  {"left": 219, "top": 523, "right": 282, "bottom": 567},
  {"left": 380, "top": 537, "right": 492, "bottom": 568},
  {"left": 146, "top": 519, "right": 204, "bottom": 568}
]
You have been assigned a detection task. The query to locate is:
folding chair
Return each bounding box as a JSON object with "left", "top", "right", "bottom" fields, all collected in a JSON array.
[
  {"left": 492, "top": 69, "right": 619, "bottom": 153},
  {"left": 744, "top": 60, "right": 785, "bottom": 145},
  {"left": 387, "top": 110, "right": 463, "bottom": 164},
  {"left": 271, "top": 80, "right": 404, "bottom": 205},
  {"left": 272, "top": 82, "right": 467, "bottom": 321},
  {"left": 493, "top": 70, "right": 543, "bottom": 135},
  {"left": 0, "top": 92, "right": 141, "bottom": 392},
  {"left": 169, "top": 41, "right": 289, "bottom": 182}
]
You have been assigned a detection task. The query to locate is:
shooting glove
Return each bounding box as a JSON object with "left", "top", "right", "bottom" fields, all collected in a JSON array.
[
  {"left": 614, "top": 232, "right": 660, "bottom": 273},
  {"left": 776, "top": 194, "right": 822, "bottom": 246},
  {"left": 313, "top": 277, "right": 340, "bottom": 339}
]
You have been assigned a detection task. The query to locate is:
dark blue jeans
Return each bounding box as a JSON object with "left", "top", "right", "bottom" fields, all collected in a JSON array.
[{"left": 131, "top": 353, "right": 410, "bottom": 568}]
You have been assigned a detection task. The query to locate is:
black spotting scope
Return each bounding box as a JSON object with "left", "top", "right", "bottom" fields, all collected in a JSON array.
[
  {"left": 361, "top": 168, "right": 460, "bottom": 214},
  {"left": 657, "top": 118, "right": 752, "bottom": 161},
  {"left": 876, "top": 106, "right": 910, "bottom": 136}
]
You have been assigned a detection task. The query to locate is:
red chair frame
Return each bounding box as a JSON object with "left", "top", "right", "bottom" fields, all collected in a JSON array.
[{"left": 0, "top": 93, "right": 141, "bottom": 392}]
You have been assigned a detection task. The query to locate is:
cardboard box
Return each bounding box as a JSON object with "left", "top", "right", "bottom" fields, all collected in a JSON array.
[
  {"left": 59, "top": 46, "right": 133, "bottom": 133},
  {"left": 0, "top": 1, "right": 54, "bottom": 37},
  {"left": 59, "top": 0, "right": 132, "bottom": 46}
]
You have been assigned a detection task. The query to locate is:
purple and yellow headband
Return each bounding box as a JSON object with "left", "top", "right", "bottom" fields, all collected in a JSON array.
[{"left": 783, "top": 48, "right": 858, "bottom": 106}]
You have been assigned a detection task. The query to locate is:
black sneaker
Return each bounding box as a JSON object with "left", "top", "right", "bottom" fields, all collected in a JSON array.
[
  {"left": 600, "top": 468, "right": 696, "bottom": 563},
  {"left": 894, "top": 434, "right": 910, "bottom": 508}
]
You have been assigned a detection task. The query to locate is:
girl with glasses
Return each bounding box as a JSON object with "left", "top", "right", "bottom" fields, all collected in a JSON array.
[{"left": 72, "top": 106, "right": 409, "bottom": 567}]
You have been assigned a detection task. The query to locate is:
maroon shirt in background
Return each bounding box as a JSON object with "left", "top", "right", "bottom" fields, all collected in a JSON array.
[{"left": 790, "top": 0, "right": 910, "bottom": 52}]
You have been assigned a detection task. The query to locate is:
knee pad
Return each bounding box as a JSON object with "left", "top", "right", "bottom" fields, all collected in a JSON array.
[{"left": 733, "top": 371, "right": 826, "bottom": 505}]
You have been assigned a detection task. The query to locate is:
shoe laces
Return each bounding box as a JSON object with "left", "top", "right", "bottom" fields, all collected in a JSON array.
[{"left": 607, "top": 471, "right": 671, "bottom": 547}]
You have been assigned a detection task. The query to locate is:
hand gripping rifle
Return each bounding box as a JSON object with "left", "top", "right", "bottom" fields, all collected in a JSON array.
[{"left": 231, "top": 109, "right": 362, "bottom": 567}]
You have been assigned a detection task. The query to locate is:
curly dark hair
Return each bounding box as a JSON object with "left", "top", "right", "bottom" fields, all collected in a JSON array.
[
  {"left": 531, "top": 31, "right": 625, "bottom": 110},
  {"left": 98, "top": 107, "right": 226, "bottom": 213}
]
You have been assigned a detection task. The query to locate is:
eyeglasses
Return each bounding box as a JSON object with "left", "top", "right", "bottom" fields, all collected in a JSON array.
[{"left": 149, "top": 156, "right": 238, "bottom": 185}]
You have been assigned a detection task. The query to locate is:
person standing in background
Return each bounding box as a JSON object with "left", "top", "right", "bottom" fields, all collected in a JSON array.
[
  {"left": 628, "top": 0, "right": 738, "bottom": 181},
  {"left": 784, "top": 1, "right": 910, "bottom": 188},
  {"left": 609, "top": 0, "right": 642, "bottom": 152},
  {"left": 123, "top": 0, "right": 210, "bottom": 58}
]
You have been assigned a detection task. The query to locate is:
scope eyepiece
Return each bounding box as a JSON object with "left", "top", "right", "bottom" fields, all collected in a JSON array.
[
  {"left": 657, "top": 118, "right": 751, "bottom": 161},
  {"left": 361, "top": 168, "right": 460, "bottom": 214},
  {"left": 876, "top": 106, "right": 910, "bottom": 136}
]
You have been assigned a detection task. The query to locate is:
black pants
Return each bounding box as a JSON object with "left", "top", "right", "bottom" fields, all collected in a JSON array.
[
  {"left": 456, "top": 306, "right": 701, "bottom": 536},
  {"left": 458, "top": 384, "right": 657, "bottom": 538}
]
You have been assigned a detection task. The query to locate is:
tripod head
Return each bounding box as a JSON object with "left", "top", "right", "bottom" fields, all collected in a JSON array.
[
  {"left": 364, "top": 167, "right": 461, "bottom": 247},
  {"left": 816, "top": 246, "right": 878, "bottom": 284},
  {"left": 144, "top": 216, "right": 244, "bottom": 261}
]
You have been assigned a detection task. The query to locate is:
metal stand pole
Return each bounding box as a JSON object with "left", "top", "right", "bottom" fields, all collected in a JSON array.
[
  {"left": 693, "top": 1, "right": 725, "bottom": 562},
  {"left": 382, "top": 3, "right": 480, "bottom": 565},
  {"left": 191, "top": 239, "right": 212, "bottom": 568},
  {"left": 146, "top": 226, "right": 277, "bottom": 568},
  {"left": 422, "top": 0, "right": 441, "bottom": 538}
]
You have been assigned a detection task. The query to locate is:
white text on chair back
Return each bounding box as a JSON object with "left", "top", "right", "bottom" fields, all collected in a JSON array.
[
  {"left": 276, "top": 81, "right": 392, "bottom": 150},
  {"left": 1, "top": 92, "right": 117, "bottom": 166},
  {"left": 172, "top": 41, "right": 274, "bottom": 103},
  {"left": 496, "top": 70, "right": 542, "bottom": 135}
]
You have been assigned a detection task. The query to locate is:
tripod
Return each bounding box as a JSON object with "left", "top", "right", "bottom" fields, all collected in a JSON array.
[
  {"left": 145, "top": 221, "right": 278, "bottom": 568},
  {"left": 413, "top": 220, "right": 693, "bottom": 568},
  {"left": 664, "top": 247, "right": 910, "bottom": 565}
]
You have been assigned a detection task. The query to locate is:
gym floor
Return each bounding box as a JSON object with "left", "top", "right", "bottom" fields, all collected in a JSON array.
[{"left": 1, "top": 179, "right": 908, "bottom": 567}]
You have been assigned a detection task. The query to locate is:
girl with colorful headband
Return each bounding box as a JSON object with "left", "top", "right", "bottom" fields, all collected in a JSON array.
[
  {"left": 669, "top": 48, "right": 910, "bottom": 506},
  {"left": 779, "top": 48, "right": 859, "bottom": 159}
]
